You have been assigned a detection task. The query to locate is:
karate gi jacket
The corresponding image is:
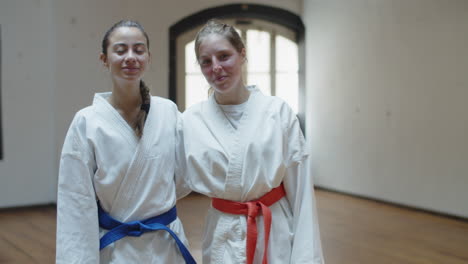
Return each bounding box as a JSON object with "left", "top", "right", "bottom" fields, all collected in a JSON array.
[
  {"left": 182, "top": 86, "right": 324, "bottom": 264},
  {"left": 56, "top": 92, "right": 190, "bottom": 263}
]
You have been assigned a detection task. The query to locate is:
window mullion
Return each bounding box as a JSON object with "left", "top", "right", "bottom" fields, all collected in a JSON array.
[
  {"left": 241, "top": 29, "right": 248, "bottom": 82},
  {"left": 270, "top": 30, "right": 276, "bottom": 96}
]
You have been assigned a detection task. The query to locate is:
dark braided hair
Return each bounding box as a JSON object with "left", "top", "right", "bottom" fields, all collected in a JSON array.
[{"left": 102, "top": 20, "right": 151, "bottom": 137}]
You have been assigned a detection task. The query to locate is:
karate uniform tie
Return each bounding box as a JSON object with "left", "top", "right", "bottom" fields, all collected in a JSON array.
[
  {"left": 97, "top": 203, "right": 196, "bottom": 264},
  {"left": 212, "top": 183, "right": 286, "bottom": 264}
]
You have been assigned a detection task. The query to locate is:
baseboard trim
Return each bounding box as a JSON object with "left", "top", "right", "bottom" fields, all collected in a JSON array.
[{"left": 314, "top": 185, "right": 468, "bottom": 222}]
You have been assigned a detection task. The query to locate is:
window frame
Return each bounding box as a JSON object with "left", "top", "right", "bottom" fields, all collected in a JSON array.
[
  {"left": 179, "top": 19, "right": 299, "bottom": 111},
  {"left": 0, "top": 24, "right": 3, "bottom": 160}
]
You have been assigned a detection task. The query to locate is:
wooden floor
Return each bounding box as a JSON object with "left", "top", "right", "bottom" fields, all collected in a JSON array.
[{"left": 1, "top": 189, "right": 467, "bottom": 264}]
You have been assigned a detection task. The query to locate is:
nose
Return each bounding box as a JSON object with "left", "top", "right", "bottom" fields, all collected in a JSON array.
[
  {"left": 212, "top": 59, "right": 222, "bottom": 73},
  {"left": 125, "top": 50, "right": 137, "bottom": 63}
]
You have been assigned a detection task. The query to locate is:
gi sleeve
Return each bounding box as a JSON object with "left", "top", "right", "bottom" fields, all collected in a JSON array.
[
  {"left": 56, "top": 114, "right": 100, "bottom": 264},
  {"left": 281, "top": 105, "right": 308, "bottom": 168},
  {"left": 281, "top": 103, "right": 325, "bottom": 263},
  {"left": 284, "top": 159, "right": 324, "bottom": 263},
  {"left": 174, "top": 110, "right": 192, "bottom": 200}
]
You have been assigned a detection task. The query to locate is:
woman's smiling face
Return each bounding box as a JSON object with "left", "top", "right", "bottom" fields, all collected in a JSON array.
[
  {"left": 101, "top": 26, "right": 150, "bottom": 84},
  {"left": 197, "top": 34, "right": 246, "bottom": 95}
]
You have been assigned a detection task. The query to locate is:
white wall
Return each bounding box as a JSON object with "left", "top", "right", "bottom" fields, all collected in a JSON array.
[
  {"left": 0, "top": 0, "right": 302, "bottom": 207},
  {"left": 53, "top": 0, "right": 129, "bottom": 178},
  {"left": 304, "top": 0, "right": 468, "bottom": 218},
  {"left": 0, "top": 0, "right": 57, "bottom": 207},
  {"left": 3, "top": 0, "right": 467, "bottom": 219}
]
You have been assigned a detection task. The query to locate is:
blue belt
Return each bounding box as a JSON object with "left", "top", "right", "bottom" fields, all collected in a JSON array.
[{"left": 98, "top": 202, "right": 196, "bottom": 264}]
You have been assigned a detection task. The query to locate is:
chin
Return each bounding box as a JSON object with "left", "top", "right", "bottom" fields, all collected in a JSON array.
[
  {"left": 213, "top": 84, "right": 234, "bottom": 94},
  {"left": 123, "top": 75, "right": 142, "bottom": 81},
  {"left": 115, "top": 77, "right": 141, "bottom": 86}
]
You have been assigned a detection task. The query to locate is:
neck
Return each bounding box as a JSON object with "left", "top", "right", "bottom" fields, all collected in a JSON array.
[
  {"left": 109, "top": 80, "right": 142, "bottom": 112},
  {"left": 215, "top": 85, "right": 250, "bottom": 105}
]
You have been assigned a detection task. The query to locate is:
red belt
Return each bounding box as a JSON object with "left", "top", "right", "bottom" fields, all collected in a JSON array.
[{"left": 211, "top": 183, "right": 286, "bottom": 264}]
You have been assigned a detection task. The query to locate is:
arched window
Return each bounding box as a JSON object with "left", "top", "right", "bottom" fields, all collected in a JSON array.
[{"left": 169, "top": 4, "right": 305, "bottom": 128}]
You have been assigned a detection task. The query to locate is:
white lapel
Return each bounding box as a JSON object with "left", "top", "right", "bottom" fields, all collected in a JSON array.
[
  {"left": 201, "top": 87, "right": 262, "bottom": 200},
  {"left": 94, "top": 92, "right": 139, "bottom": 147},
  {"left": 202, "top": 93, "right": 237, "bottom": 157},
  {"left": 102, "top": 96, "right": 160, "bottom": 220}
]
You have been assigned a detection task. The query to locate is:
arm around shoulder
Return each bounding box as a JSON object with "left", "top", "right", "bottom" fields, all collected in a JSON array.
[{"left": 174, "top": 110, "right": 192, "bottom": 199}]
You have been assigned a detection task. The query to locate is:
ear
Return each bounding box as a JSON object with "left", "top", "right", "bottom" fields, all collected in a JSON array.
[
  {"left": 240, "top": 48, "right": 247, "bottom": 62},
  {"left": 100, "top": 53, "right": 108, "bottom": 67},
  {"left": 148, "top": 51, "right": 151, "bottom": 64}
]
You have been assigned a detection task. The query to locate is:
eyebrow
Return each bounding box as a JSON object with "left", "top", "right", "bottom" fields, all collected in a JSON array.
[
  {"left": 199, "top": 49, "right": 232, "bottom": 57},
  {"left": 112, "top": 42, "right": 147, "bottom": 47}
]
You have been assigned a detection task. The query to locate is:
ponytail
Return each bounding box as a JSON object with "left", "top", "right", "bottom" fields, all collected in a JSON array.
[{"left": 135, "top": 80, "right": 150, "bottom": 137}]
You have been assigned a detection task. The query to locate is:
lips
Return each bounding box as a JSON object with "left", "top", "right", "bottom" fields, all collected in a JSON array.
[
  {"left": 122, "top": 67, "right": 140, "bottom": 73},
  {"left": 215, "top": 75, "right": 227, "bottom": 82}
]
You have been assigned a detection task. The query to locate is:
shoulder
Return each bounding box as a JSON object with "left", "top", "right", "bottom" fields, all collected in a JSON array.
[
  {"left": 182, "top": 100, "right": 205, "bottom": 118},
  {"left": 66, "top": 92, "right": 110, "bottom": 136},
  {"left": 256, "top": 94, "right": 298, "bottom": 133},
  {"left": 70, "top": 105, "right": 95, "bottom": 129},
  {"left": 248, "top": 86, "right": 290, "bottom": 112},
  {"left": 62, "top": 106, "right": 95, "bottom": 155},
  {"left": 66, "top": 104, "right": 99, "bottom": 139},
  {"left": 254, "top": 92, "right": 294, "bottom": 118},
  {"left": 151, "top": 96, "right": 180, "bottom": 114},
  {"left": 151, "top": 96, "right": 176, "bottom": 108},
  {"left": 275, "top": 97, "right": 295, "bottom": 119},
  {"left": 267, "top": 95, "right": 290, "bottom": 111}
]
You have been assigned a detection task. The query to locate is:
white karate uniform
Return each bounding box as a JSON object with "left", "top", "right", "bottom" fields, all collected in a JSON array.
[
  {"left": 182, "top": 86, "right": 324, "bottom": 264},
  {"left": 56, "top": 92, "right": 190, "bottom": 264}
]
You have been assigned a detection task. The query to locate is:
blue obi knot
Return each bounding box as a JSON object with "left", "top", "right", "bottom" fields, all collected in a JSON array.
[{"left": 97, "top": 202, "right": 196, "bottom": 264}]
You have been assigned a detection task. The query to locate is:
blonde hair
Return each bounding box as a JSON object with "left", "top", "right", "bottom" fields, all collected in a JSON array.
[{"left": 195, "top": 19, "right": 245, "bottom": 58}]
